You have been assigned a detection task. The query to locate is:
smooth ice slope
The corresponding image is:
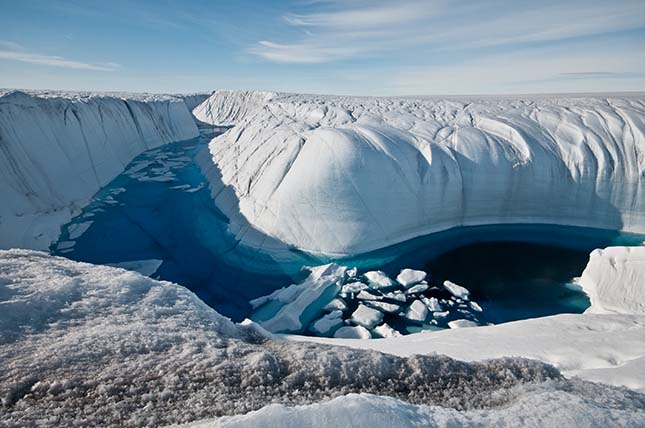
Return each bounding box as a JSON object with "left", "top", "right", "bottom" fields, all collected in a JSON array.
[
  {"left": 0, "top": 90, "right": 199, "bottom": 250},
  {"left": 199, "top": 91, "right": 645, "bottom": 255},
  {"left": 578, "top": 246, "right": 645, "bottom": 314}
]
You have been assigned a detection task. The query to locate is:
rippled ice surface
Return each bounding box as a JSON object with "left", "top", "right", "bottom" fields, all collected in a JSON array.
[{"left": 52, "top": 129, "right": 645, "bottom": 327}]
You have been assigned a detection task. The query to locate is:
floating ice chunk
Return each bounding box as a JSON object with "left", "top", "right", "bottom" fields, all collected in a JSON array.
[
  {"left": 433, "top": 311, "right": 450, "bottom": 318},
  {"left": 366, "top": 300, "right": 402, "bottom": 314},
  {"left": 67, "top": 221, "right": 93, "bottom": 240},
  {"left": 405, "top": 282, "right": 429, "bottom": 294},
  {"left": 422, "top": 297, "right": 442, "bottom": 312},
  {"left": 170, "top": 184, "right": 192, "bottom": 190},
  {"left": 252, "top": 263, "right": 347, "bottom": 333},
  {"left": 342, "top": 281, "right": 368, "bottom": 294},
  {"left": 185, "top": 183, "right": 205, "bottom": 193},
  {"left": 56, "top": 241, "right": 75, "bottom": 250},
  {"left": 323, "top": 298, "right": 348, "bottom": 312},
  {"left": 311, "top": 310, "right": 343, "bottom": 336},
  {"left": 404, "top": 300, "right": 429, "bottom": 322},
  {"left": 373, "top": 323, "right": 401, "bottom": 338},
  {"left": 396, "top": 269, "right": 427, "bottom": 287},
  {"left": 346, "top": 267, "right": 358, "bottom": 278},
  {"left": 470, "top": 301, "right": 483, "bottom": 312},
  {"left": 106, "top": 259, "right": 163, "bottom": 277},
  {"left": 363, "top": 271, "right": 395, "bottom": 290},
  {"left": 351, "top": 304, "right": 384, "bottom": 329},
  {"left": 333, "top": 325, "right": 371, "bottom": 339},
  {"left": 444, "top": 280, "right": 470, "bottom": 300},
  {"left": 356, "top": 290, "right": 382, "bottom": 301},
  {"left": 384, "top": 291, "right": 407, "bottom": 303},
  {"left": 448, "top": 319, "right": 479, "bottom": 329}
]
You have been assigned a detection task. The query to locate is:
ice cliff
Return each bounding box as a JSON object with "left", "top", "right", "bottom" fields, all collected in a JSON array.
[
  {"left": 0, "top": 90, "right": 200, "bottom": 250},
  {"left": 197, "top": 91, "right": 645, "bottom": 256}
]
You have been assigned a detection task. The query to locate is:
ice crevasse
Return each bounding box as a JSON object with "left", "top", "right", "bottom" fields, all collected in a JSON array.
[
  {"left": 197, "top": 91, "right": 645, "bottom": 256},
  {"left": 0, "top": 89, "right": 201, "bottom": 250}
]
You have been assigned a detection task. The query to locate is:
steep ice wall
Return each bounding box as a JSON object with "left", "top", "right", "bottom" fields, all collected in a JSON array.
[
  {"left": 0, "top": 89, "right": 199, "bottom": 250},
  {"left": 579, "top": 246, "right": 645, "bottom": 314},
  {"left": 200, "top": 91, "right": 645, "bottom": 255},
  {"left": 193, "top": 90, "right": 278, "bottom": 126}
]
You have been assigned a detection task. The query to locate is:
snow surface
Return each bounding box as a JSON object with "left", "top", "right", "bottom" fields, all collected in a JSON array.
[
  {"left": 0, "top": 90, "right": 199, "bottom": 250},
  {"left": 175, "top": 389, "right": 645, "bottom": 428},
  {"left": 578, "top": 246, "right": 645, "bottom": 314},
  {"left": 197, "top": 91, "right": 645, "bottom": 255},
  {"left": 3, "top": 250, "right": 603, "bottom": 427}
]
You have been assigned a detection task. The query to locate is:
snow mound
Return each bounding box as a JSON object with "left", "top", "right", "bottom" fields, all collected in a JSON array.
[
  {"left": 198, "top": 91, "right": 645, "bottom": 255},
  {"left": 1, "top": 250, "right": 584, "bottom": 427},
  {"left": 578, "top": 246, "right": 645, "bottom": 314},
  {"left": 0, "top": 90, "right": 199, "bottom": 250},
  {"left": 178, "top": 385, "right": 645, "bottom": 428}
]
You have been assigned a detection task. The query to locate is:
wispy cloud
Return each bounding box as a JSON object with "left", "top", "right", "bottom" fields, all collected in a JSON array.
[
  {"left": 283, "top": 1, "right": 435, "bottom": 28},
  {"left": 0, "top": 50, "right": 120, "bottom": 71},
  {"left": 249, "top": 41, "right": 361, "bottom": 63},
  {"left": 250, "top": 0, "right": 645, "bottom": 64},
  {"left": 0, "top": 40, "right": 25, "bottom": 51}
]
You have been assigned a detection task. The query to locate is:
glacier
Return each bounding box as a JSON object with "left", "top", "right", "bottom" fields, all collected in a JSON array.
[
  {"left": 0, "top": 90, "right": 201, "bottom": 250},
  {"left": 1, "top": 88, "right": 645, "bottom": 426},
  {"left": 197, "top": 90, "right": 645, "bottom": 256}
]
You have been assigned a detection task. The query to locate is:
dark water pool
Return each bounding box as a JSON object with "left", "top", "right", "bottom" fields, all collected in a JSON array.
[{"left": 51, "top": 129, "right": 645, "bottom": 329}]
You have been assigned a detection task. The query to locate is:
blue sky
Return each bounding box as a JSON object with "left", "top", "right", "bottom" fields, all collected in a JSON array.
[{"left": 1, "top": 0, "right": 644, "bottom": 95}]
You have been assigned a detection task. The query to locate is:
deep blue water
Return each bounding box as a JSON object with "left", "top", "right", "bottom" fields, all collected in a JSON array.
[{"left": 52, "top": 129, "right": 645, "bottom": 328}]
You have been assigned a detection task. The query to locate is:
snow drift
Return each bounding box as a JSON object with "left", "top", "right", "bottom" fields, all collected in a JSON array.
[
  {"left": 0, "top": 90, "right": 199, "bottom": 250},
  {"left": 180, "top": 389, "right": 645, "bottom": 428},
  {"left": 198, "top": 91, "right": 645, "bottom": 255}
]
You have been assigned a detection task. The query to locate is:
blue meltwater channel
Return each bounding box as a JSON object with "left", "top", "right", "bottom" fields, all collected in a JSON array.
[{"left": 52, "top": 127, "right": 645, "bottom": 331}]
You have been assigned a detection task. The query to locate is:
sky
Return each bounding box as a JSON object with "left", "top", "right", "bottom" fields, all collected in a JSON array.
[{"left": 1, "top": 0, "right": 645, "bottom": 96}]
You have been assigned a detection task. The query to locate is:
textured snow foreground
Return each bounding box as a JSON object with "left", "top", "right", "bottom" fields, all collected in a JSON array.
[
  {"left": 196, "top": 91, "right": 645, "bottom": 255},
  {"left": 0, "top": 89, "right": 207, "bottom": 251},
  {"left": 2, "top": 251, "right": 645, "bottom": 427}
]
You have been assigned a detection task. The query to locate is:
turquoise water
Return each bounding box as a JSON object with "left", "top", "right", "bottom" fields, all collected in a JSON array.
[{"left": 51, "top": 129, "right": 645, "bottom": 327}]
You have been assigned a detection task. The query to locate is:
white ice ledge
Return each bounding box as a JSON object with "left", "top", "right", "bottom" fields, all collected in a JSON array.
[{"left": 197, "top": 91, "right": 645, "bottom": 256}]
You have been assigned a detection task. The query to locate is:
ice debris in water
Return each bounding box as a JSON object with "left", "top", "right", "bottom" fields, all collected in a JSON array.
[
  {"left": 444, "top": 280, "right": 471, "bottom": 300},
  {"left": 251, "top": 264, "right": 484, "bottom": 337}
]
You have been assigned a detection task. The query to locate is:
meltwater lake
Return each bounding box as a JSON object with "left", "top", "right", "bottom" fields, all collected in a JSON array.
[{"left": 52, "top": 128, "right": 645, "bottom": 333}]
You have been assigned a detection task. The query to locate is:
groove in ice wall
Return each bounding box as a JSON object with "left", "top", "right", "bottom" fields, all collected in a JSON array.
[
  {"left": 0, "top": 90, "right": 199, "bottom": 250},
  {"left": 198, "top": 91, "right": 645, "bottom": 256}
]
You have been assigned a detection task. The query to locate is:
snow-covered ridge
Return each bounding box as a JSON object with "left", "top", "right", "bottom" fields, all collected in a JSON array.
[
  {"left": 0, "top": 89, "right": 200, "bottom": 250},
  {"left": 198, "top": 91, "right": 645, "bottom": 255}
]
